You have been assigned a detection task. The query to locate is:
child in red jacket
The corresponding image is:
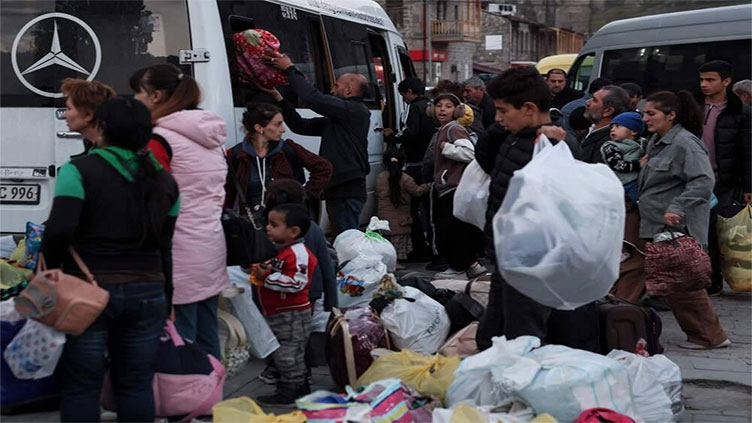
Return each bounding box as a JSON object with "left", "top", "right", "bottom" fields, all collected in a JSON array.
[{"left": 251, "top": 203, "right": 318, "bottom": 405}]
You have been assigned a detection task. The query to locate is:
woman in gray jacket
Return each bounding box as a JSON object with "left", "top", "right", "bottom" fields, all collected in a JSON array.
[{"left": 640, "top": 90, "right": 730, "bottom": 350}]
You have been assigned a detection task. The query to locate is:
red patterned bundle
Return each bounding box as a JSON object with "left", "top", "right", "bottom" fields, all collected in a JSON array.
[
  {"left": 645, "top": 232, "right": 711, "bottom": 296},
  {"left": 233, "top": 29, "right": 288, "bottom": 89}
]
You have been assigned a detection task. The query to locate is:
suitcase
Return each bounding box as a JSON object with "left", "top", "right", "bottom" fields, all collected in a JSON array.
[
  {"left": 325, "top": 306, "right": 391, "bottom": 388},
  {"left": 597, "top": 295, "right": 664, "bottom": 355},
  {"left": 398, "top": 272, "right": 455, "bottom": 305},
  {"left": 444, "top": 293, "right": 484, "bottom": 335}
]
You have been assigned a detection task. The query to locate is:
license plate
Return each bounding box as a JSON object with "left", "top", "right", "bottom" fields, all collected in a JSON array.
[{"left": 0, "top": 184, "right": 41, "bottom": 205}]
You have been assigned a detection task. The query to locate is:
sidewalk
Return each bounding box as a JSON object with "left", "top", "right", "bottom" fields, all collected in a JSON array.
[{"left": 2, "top": 282, "right": 750, "bottom": 422}]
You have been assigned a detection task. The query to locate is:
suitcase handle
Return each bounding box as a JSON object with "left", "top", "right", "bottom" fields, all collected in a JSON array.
[{"left": 328, "top": 307, "right": 392, "bottom": 386}]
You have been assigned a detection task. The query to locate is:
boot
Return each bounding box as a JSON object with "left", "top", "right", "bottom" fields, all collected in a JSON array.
[{"left": 256, "top": 383, "right": 298, "bottom": 407}]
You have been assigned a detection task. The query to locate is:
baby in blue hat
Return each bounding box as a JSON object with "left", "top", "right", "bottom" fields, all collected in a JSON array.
[{"left": 600, "top": 111, "right": 646, "bottom": 203}]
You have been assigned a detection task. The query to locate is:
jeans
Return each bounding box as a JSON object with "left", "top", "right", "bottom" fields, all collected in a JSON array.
[
  {"left": 624, "top": 180, "right": 639, "bottom": 204},
  {"left": 326, "top": 198, "right": 364, "bottom": 238},
  {"left": 59, "top": 282, "right": 167, "bottom": 423},
  {"left": 173, "top": 295, "right": 220, "bottom": 359}
]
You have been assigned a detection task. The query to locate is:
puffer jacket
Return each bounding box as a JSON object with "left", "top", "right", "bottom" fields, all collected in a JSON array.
[
  {"left": 152, "top": 110, "right": 230, "bottom": 305},
  {"left": 699, "top": 92, "right": 751, "bottom": 192}
]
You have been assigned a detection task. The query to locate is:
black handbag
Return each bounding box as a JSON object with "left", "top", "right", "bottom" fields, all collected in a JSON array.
[{"left": 222, "top": 154, "right": 277, "bottom": 267}]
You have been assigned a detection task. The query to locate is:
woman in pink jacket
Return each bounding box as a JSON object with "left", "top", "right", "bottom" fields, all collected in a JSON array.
[{"left": 131, "top": 64, "right": 229, "bottom": 358}]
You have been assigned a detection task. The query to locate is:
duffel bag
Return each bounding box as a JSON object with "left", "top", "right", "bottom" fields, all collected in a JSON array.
[
  {"left": 431, "top": 277, "right": 490, "bottom": 307},
  {"left": 325, "top": 306, "right": 391, "bottom": 388},
  {"left": 103, "top": 320, "right": 226, "bottom": 420}
]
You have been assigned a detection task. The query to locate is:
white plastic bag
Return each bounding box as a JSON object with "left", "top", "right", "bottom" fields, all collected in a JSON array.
[
  {"left": 335, "top": 255, "right": 387, "bottom": 308},
  {"left": 446, "top": 335, "right": 541, "bottom": 407},
  {"left": 608, "top": 350, "right": 683, "bottom": 422},
  {"left": 334, "top": 217, "right": 397, "bottom": 272},
  {"left": 517, "top": 344, "right": 635, "bottom": 422},
  {"left": 453, "top": 160, "right": 490, "bottom": 230},
  {"left": 1, "top": 298, "right": 24, "bottom": 322},
  {"left": 225, "top": 266, "right": 280, "bottom": 359},
  {"left": 380, "top": 286, "right": 450, "bottom": 355},
  {"left": 494, "top": 136, "right": 626, "bottom": 310},
  {"left": 432, "top": 402, "right": 535, "bottom": 423},
  {"left": 4, "top": 319, "right": 65, "bottom": 379}
]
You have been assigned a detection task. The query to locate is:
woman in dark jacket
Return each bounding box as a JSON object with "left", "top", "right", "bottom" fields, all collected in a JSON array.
[
  {"left": 640, "top": 90, "right": 729, "bottom": 350},
  {"left": 225, "top": 102, "right": 332, "bottom": 215},
  {"left": 42, "top": 97, "right": 180, "bottom": 422}
]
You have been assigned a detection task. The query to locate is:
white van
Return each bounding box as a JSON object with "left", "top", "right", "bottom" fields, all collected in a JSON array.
[
  {"left": 567, "top": 4, "right": 752, "bottom": 94},
  {"left": 0, "top": 0, "right": 417, "bottom": 233}
]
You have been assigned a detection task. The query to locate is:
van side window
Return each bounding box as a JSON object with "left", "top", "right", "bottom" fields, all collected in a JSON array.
[
  {"left": 217, "top": 1, "right": 328, "bottom": 108},
  {"left": 397, "top": 47, "right": 417, "bottom": 80},
  {"left": 601, "top": 40, "right": 751, "bottom": 94},
  {"left": 1, "top": 0, "right": 191, "bottom": 108},
  {"left": 323, "top": 17, "right": 381, "bottom": 109}
]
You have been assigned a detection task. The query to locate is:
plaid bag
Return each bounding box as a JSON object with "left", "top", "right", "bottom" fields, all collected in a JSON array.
[
  {"left": 233, "top": 29, "right": 288, "bottom": 89},
  {"left": 645, "top": 228, "right": 711, "bottom": 296}
]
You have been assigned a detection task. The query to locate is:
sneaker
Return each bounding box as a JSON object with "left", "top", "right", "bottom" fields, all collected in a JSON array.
[
  {"left": 678, "top": 339, "right": 731, "bottom": 350},
  {"left": 258, "top": 366, "right": 279, "bottom": 385},
  {"left": 465, "top": 261, "right": 487, "bottom": 279},
  {"left": 434, "top": 268, "right": 469, "bottom": 280}
]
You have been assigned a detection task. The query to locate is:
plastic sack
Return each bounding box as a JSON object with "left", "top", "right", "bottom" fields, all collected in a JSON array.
[
  {"left": 296, "top": 390, "right": 371, "bottom": 423},
  {"left": 345, "top": 378, "right": 413, "bottom": 423},
  {"left": 518, "top": 344, "right": 635, "bottom": 422},
  {"left": 233, "top": 29, "right": 288, "bottom": 89},
  {"left": 225, "top": 267, "right": 280, "bottom": 358},
  {"left": 356, "top": 349, "right": 460, "bottom": 404},
  {"left": 9, "top": 238, "right": 26, "bottom": 264},
  {"left": 432, "top": 402, "right": 539, "bottom": 423},
  {"left": 381, "top": 286, "right": 450, "bottom": 355},
  {"left": 213, "top": 397, "right": 306, "bottom": 423},
  {"left": 494, "top": 137, "right": 625, "bottom": 310},
  {"left": 453, "top": 160, "right": 491, "bottom": 230},
  {"left": 336, "top": 255, "right": 387, "bottom": 308},
  {"left": 0, "top": 236, "right": 17, "bottom": 259},
  {"left": 1, "top": 259, "right": 33, "bottom": 289},
  {"left": 4, "top": 318, "right": 65, "bottom": 380},
  {"left": 717, "top": 204, "right": 752, "bottom": 292},
  {"left": 607, "top": 350, "right": 683, "bottom": 422},
  {"left": 446, "top": 335, "right": 541, "bottom": 407},
  {"left": 439, "top": 321, "right": 479, "bottom": 358},
  {"left": 334, "top": 217, "right": 397, "bottom": 272},
  {"left": 24, "top": 222, "right": 44, "bottom": 270}
]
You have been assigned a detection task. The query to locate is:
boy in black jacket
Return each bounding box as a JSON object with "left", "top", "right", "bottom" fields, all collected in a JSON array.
[{"left": 475, "top": 68, "right": 598, "bottom": 352}]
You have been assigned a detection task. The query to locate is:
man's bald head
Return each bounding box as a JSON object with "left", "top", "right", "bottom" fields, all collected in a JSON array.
[{"left": 333, "top": 73, "right": 369, "bottom": 99}]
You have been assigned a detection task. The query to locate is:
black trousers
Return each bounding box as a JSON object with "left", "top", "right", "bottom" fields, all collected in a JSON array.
[
  {"left": 433, "top": 190, "right": 483, "bottom": 271},
  {"left": 405, "top": 165, "right": 431, "bottom": 255},
  {"left": 708, "top": 183, "right": 742, "bottom": 288}
]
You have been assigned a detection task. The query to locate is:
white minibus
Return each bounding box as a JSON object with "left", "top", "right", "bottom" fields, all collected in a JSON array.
[{"left": 0, "top": 0, "right": 417, "bottom": 233}]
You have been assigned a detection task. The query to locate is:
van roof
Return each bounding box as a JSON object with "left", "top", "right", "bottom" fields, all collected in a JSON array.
[
  {"left": 277, "top": 0, "right": 397, "bottom": 32},
  {"left": 582, "top": 4, "right": 752, "bottom": 51}
]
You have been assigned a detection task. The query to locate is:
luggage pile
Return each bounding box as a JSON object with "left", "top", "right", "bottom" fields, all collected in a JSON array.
[{"left": 213, "top": 261, "right": 684, "bottom": 423}]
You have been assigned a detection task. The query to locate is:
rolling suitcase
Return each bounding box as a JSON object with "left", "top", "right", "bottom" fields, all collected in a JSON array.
[{"left": 597, "top": 295, "right": 664, "bottom": 355}]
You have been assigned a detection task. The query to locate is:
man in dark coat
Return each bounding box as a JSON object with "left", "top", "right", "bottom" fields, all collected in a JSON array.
[
  {"left": 475, "top": 67, "right": 598, "bottom": 352},
  {"left": 266, "top": 50, "right": 371, "bottom": 237},
  {"left": 547, "top": 68, "right": 582, "bottom": 110},
  {"left": 580, "top": 85, "right": 630, "bottom": 164},
  {"left": 463, "top": 76, "right": 497, "bottom": 129},
  {"left": 697, "top": 60, "right": 752, "bottom": 295}
]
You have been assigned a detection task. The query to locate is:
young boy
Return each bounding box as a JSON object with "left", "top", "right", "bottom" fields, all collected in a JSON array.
[
  {"left": 600, "top": 111, "right": 646, "bottom": 203},
  {"left": 476, "top": 67, "right": 597, "bottom": 352},
  {"left": 251, "top": 203, "right": 318, "bottom": 406}
]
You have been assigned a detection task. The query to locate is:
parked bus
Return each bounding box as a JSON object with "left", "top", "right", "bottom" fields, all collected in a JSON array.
[
  {"left": 567, "top": 4, "right": 752, "bottom": 95},
  {"left": 0, "top": 0, "right": 416, "bottom": 233}
]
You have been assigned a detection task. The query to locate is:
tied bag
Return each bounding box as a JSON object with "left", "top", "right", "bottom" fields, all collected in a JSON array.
[
  {"left": 14, "top": 248, "right": 109, "bottom": 336},
  {"left": 645, "top": 227, "right": 711, "bottom": 296}
]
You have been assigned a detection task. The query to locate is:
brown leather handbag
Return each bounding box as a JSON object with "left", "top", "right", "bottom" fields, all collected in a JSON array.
[{"left": 14, "top": 247, "right": 110, "bottom": 335}]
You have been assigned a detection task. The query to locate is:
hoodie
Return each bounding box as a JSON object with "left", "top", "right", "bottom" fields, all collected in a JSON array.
[
  {"left": 152, "top": 110, "right": 230, "bottom": 305},
  {"left": 41, "top": 146, "right": 180, "bottom": 294}
]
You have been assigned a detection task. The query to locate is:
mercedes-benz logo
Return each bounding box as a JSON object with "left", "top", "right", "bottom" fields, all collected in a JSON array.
[{"left": 11, "top": 12, "right": 102, "bottom": 98}]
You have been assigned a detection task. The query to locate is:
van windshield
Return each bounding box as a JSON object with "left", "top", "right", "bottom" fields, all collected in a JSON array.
[{"left": 1, "top": 0, "right": 191, "bottom": 108}]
